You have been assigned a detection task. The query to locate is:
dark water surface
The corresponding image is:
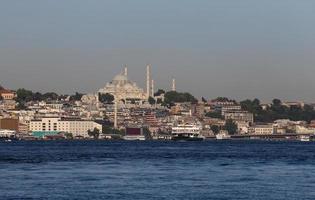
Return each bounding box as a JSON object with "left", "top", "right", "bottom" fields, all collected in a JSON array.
[{"left": 1, "top": 141, "right": 315, "bottom": 200}]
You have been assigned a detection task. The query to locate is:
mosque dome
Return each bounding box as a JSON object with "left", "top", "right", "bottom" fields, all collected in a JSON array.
[{"left": 113, "top": 74, "right": 128, "bottom": 82}]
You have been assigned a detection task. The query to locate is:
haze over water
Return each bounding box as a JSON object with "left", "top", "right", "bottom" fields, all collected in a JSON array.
[{"left": 0, "top": 0, "right": 315, "bottom": 101}]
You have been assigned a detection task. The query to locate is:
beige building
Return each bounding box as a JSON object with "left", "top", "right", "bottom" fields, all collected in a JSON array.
[
  {"left": 29, "top": 117, "right": 102, "bottom": 137},
  {"left": 248, "top": 124, "right": 275, "bottom": 135},
  {"left": 224, "top": 111, "right": 254, "bottom": 123}
]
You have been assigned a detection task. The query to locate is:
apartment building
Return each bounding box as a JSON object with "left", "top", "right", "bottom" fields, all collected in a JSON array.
[{"left": 29, "top": 117, "right": 102, "bottom": 137}]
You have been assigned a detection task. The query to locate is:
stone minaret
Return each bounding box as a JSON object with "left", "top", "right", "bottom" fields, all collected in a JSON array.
[
  {"left": 124, "top": 65, "right": 128, "bottom": 77},
  {"left": 151, "top": 79, "right": 155, "bottom": 97},
  {"left": 146, "top": 64, "right": 151, "bottom": 98},
  {"left": 172, "top": 78, "right": 176, "bottom": 91}
]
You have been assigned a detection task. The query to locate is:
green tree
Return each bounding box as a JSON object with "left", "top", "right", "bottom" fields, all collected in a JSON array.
[
  {"left": 154, "top": 89, "right": 165, "bottom": 96},
  {"left": 210, "top": 125, "right": 220, "bottom": 135},
  {"left": 99, "top": 93, "right": 115, "bottom": 104},
  {"left": 70, "top": 92, "right": 84, "bottom": 101},
  {"left": 224, "top": 119, "right": 238, "bottom": 135},
  {"left": 64, "top": 132, "right": 73, "bottom": 139},
  {"left": 164, "top": 91, "right": 197, "bottom": 105},
  {"left": 205, "top": 111, "right": 223, "bottom": 119},
  {"left": 43, "top": 92, "right": 59, "bottom": 101},
  {"left": 88, "top": 128, "right": 100, "bottom": 139},
  {"left": 148, "top": 96, "right": 156, "bottom": 105},
  {"left": 16, "top": 88, "right": 33, "bottom": 102}
]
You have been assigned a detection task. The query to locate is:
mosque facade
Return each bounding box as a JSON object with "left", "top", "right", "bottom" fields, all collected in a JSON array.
[{"left": 98, "top": 71, "right": 147, "bottom": 102}]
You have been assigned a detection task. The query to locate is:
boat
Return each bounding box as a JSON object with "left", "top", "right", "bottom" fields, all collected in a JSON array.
[
  {"left": 216, "top": 131, "right": 231, "bottom": 140},
  {"left": 123, "top": 135, "right": 146, "bottom": 141},
  {"left": 171, "top": 123, "right": 205, "bottom": 141},
  {"left": 299, "top": 135, "right": 310, "bottom": 142},
  {"left": 171, "top": 133, "right": 205, "bottom": 141}
]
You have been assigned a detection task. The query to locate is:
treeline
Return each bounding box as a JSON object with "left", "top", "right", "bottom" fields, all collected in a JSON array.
[
  {"left": 164, "top": 91, "right": 197, "bottom": 105},
  {"left": 15, "top": 88, "right": 84, "bottom": 109},
  {"left": 241, "top": 99, "right": 315, "bottom": 123}
]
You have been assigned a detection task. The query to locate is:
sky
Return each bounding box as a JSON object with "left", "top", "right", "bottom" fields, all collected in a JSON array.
[{"left": 0, "top": 0, "right": 315, "bottom": 102}]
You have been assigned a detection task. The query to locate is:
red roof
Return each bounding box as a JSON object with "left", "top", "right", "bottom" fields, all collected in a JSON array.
[{"left": 0, "top": 89, "right": 14, "bottom": 94}]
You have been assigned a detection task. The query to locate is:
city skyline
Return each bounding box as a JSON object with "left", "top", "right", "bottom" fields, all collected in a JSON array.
[{"left": 1, "top": 0, "right": 315, "bottom": 101}]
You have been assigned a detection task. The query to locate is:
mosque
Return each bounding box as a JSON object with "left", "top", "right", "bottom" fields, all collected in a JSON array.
[{"left": 98, "top": 66, "right": 149, "bottom": 103}]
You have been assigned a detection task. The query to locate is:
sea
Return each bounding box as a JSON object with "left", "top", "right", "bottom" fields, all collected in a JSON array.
[{"left": 1, "top": 140, "right": 315, "bottom": 200}]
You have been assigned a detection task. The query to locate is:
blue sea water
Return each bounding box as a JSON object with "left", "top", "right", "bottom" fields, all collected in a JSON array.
[{"left": 1, "top": 141, "right": 315, "bottom": 200}]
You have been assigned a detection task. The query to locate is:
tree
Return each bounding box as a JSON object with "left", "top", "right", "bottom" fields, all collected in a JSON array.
[
  {"left": 202, "top": 97, "right": 207, "bottom": 103},
  {"left": 148, "top": 96, "right": 156, "bottom": 105},
  {"left": 43, "top": 92, "right": 58, "bottom": 101},
  {"left": 224, "top": 119, "right": 238, "bottom": 135},
  {"left": 88, "top": 128, "right": 100, "bottom": 139},
  {"left": 16, "top": 88, "right": 33, "bottom": 102},
  {"left": 272, "top": 99, "right": 282, "bottom": 106},
  {"left": 32, "top": 92, "right": 44, "bottom": 101},
  {"left": 156, "top": 98, "right": 163, "bottom": 104},
  {"left": 240, "top": 98, "right": 262, "bottom": 114},
  {"left": 164, "top": 91, "right": 197, "bottom": 105},
  {"left": 64, "top": 132, "right": 73, "bottom": 140},
  {"left": 154, "top": 89, "right": 165, "bottom": 97},
  {"left": 99, "top": 93, "right": 115, "bottom": 104},
  {"left": 210, "top": 125, "right": 220, "bottom": 135},
  {"left": 205, "top": 111, "right": 223, "bottom": 119},
  {"left": 0, "top": 95, "right": 3, "bottom": 101},
  {"left": 70, "top": 92, "right": 84, "bottom": 101}
]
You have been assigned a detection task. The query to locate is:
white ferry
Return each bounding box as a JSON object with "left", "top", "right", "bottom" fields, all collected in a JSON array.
[
  {"left": 216, "top": 131, "right": 231, "bottom": 140},
  {"left": 171, "top": 123, "right": 205, "bottom": 141}
]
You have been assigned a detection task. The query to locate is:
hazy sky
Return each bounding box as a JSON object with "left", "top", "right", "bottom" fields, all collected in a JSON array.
[{"left": 1, "top": 0, "right": 315, "bottom": 102}]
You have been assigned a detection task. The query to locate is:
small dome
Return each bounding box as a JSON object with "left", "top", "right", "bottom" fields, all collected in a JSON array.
[{"left": 113, "top": 74, "right": 128, "bottom": 81}]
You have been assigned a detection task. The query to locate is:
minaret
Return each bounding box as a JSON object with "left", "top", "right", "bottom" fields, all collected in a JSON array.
[
  {"left": 114, "top": 86, "right": 118, "bottom": 129},
  {"left": 124, "top": 65, "right": 128, "bottom": 77},
  {"left": 146, "top": 64, "right": 151, "bottom": 98},
  {"left": 151, "top": 79, "right": 154, "bottom": 97},
  {"left": 172, "top": 78, "right": 176, "bottom": 91}
]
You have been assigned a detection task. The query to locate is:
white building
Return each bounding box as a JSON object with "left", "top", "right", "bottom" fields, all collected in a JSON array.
[
  {"left": 29, "top": 117, "right": 102, "bottom": 138},
  {"left": 224, "top": 111, "right": 254, "bottom": 123},
  {"left": 0, "top": 129, "right": 16, "bottom": 137},
  {"left": 249, "top": 124, "right": 275, "bottom": 135}
]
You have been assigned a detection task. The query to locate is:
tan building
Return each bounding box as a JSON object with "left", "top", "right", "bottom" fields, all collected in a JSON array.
[
  {"left": 29, "top": 117, "right": 102, "bottom": 137},
  {"left": 0, "top": 118, "right": 19, "bottom": 132},
  {"left": 224, "top": 111, "right": 254, "bottom": 123},
  {"left": 0, "top": 88, "right": 16, "bottom": 100},
  {"left": 248, "top": 124, "right": 275, "bottom": 135}
]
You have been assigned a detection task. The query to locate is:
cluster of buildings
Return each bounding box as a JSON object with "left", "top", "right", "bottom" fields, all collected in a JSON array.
[{"left": 1, "top": 66, "right": 315, "bottom": 141}]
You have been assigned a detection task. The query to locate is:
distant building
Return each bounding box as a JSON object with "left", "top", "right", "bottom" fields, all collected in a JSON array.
[
  {"left": 192, "top": 103, "right": 205, "bottom": 118},
  {"left": 248, "top": 124, "right": 275, "bottom": 135},
  {"left": 221, "top": 105, "right": 242, "bottom": 115},
  {"left": 0, "top": 88, "right": 16, "bottom": 100},
  {"left": 224, "top": 111, "right": 254, "bottom": 123}
]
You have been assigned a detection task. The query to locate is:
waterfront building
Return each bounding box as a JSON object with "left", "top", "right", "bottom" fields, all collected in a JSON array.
[
  {"left": 248, "top": 124, "right": 275, "bottom": 135},
  {"left": 0, "top": 118, "right": 19, "bottom": 132},
  {"left": 29, "top": 117, "right": 102, "bottom": 138}
]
